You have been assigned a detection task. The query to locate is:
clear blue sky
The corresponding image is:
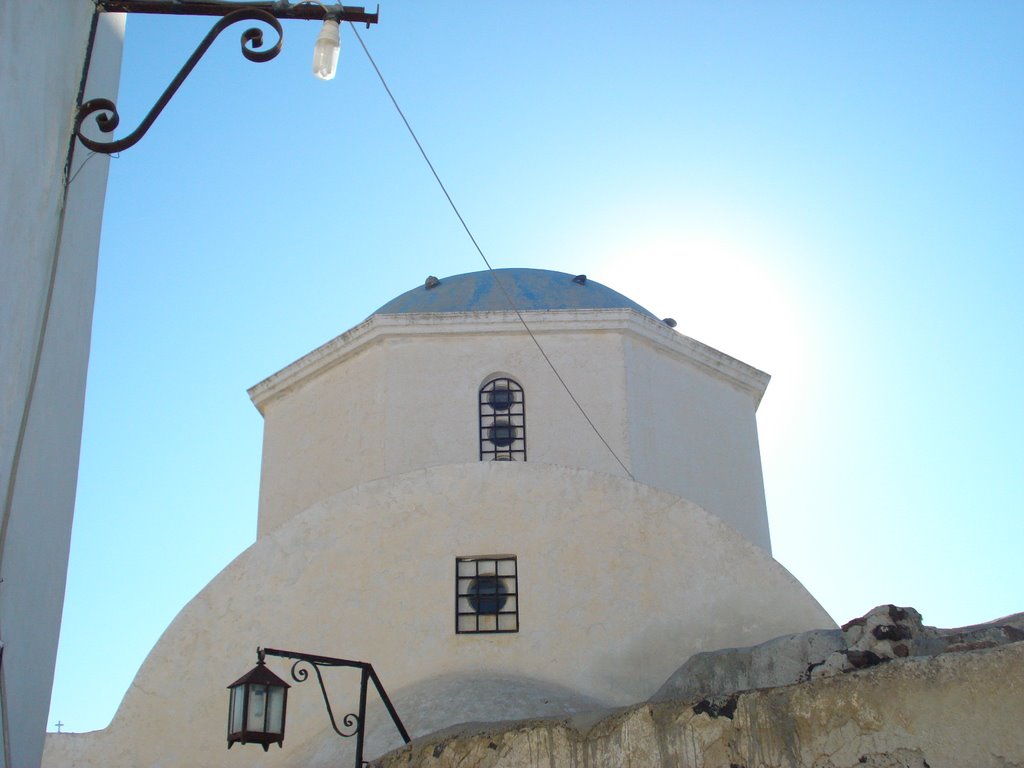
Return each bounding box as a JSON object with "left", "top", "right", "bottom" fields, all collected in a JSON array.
[{"left": 51, "top": 2, "right": 1023, "bottom": 733}]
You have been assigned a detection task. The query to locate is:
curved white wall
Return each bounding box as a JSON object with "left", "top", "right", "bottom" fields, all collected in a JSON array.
[{"left": 44, "top": 464, "right": 832, "bottom": 768}]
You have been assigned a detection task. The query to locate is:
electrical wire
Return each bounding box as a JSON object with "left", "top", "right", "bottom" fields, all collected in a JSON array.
[
  {"left": 67, "top": 150, "right": 105, "bottom": 187},
  {"left": 348, "top": 23, "right": 635, "bottom": 481}
]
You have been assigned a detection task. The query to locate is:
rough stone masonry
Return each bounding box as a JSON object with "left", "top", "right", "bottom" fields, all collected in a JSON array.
[{"left": 373, "top": 606, "right": 1024, "bottom": 768}]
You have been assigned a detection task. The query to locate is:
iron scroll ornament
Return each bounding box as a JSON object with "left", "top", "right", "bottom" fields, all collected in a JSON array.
[
  {"left": 289, "top": 658, "right": 361, "bottom": 739},
  {"left": 253, "top": 647, "right": 410, "bottom": 768},
  {"left": 74, "top": 9, "right": 283, "bottom": 154}
]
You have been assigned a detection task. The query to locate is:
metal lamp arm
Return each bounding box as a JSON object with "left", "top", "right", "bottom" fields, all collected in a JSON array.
[
  {"left": 259, "top": 647, "right": 411, "bottom": 761},
  {"left": 289, "top": 657, "right": 361, "bottom": 738},
  {"left": 366, "top": 665, "right": 411, "bottom": 745},
  {"left": 74, "top": 8, "right": 283, "bottom": 154}
]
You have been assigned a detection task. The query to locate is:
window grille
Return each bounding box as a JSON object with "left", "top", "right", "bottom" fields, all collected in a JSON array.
[
  {"left": 456, "top": 555, "right": 519, "bottom": 633},
  {"left": 479, "top": 377, "right": 526, "bottom": 461}
]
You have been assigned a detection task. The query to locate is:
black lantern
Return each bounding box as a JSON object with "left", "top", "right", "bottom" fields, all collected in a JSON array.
[
  {"left": 227, "top": 651, "right": 290, "bottom": 751},
  {"left": 227, "top": 647, "right": 410, "bottom": 767}
]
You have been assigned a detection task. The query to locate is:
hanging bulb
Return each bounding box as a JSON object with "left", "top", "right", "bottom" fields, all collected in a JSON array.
[{"left": 312, "top": 20, "right": 340, "bottom": 81}]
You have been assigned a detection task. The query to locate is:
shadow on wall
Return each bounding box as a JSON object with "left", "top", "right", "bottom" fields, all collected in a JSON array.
[{"left": 291, "top": 672, "right": 609, "bottom": 767}]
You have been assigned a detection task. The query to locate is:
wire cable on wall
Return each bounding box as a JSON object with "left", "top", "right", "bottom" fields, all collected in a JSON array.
[{"left": 348, "top": 23, "right": 634, "bottom": 481}]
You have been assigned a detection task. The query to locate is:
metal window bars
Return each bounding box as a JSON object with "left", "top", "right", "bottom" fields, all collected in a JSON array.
[
  {"left": 479, "top": 377, "right": 526, "bottom": 461},
  {"left": 456, "top": 556, "right": 519, "bottom": 633}
]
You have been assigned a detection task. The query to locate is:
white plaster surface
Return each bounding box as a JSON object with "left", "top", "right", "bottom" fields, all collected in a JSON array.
[
  {"left": 297, "top": 673, "right": 609, "bottom": 768},
  {"left": 0, "top": 6, "right": 123, "bottom": 766},
  {"left": 43, "top": 463, "right": 833, "bottom": 768},
  {"left": 251, "top": 309, "right": 771, "bottom": 550}
]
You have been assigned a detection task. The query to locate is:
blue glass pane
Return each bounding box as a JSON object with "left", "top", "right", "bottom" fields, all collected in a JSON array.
[
  {"left": 468, "top": 577, "right": 508, "bottom": 614},
  {"left": 488, "top": 423, "right": 515, "bottom": 447}
]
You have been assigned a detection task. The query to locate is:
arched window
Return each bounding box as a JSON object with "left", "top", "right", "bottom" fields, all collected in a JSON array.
[{"left": 479, "top": 377, "right": 526, "bottom": 461}]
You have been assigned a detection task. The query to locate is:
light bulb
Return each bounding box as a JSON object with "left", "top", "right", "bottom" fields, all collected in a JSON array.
[{"left": 312, "top": 20, "right": 340, "bottom": 81}]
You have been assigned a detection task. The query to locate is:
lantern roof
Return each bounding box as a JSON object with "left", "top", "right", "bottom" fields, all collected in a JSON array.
[{"left": 227, "top": 660, "right": 290, "bottom": 690}]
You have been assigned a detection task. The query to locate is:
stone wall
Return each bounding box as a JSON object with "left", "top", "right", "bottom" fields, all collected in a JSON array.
[{"left": 375, "top": 609, "right": 1024, "bottom": 768}]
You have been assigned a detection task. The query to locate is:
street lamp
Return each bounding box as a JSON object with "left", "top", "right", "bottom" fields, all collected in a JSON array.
[
  {"left": 312, "top": 18, "right": 342, "bottom": 80},
  {"left": 226, "top": 650, "right": 290, "bottom": 751},
  {"left": 74, "top": 0, "right": 380, "bottom": 154},
  {"left": 227, "top": 647, "right": 411, "bottom": 767}
]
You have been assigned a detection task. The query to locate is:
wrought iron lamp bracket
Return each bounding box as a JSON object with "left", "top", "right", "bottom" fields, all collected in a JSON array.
[
  {"left": 75, "top": 1, "right": 380, "bottom": 154},
  {"left": 259, "top": 647, "right": 410, "bottom": 767},
  {"left": 287, "top": 654, "right": 364, "bottom": 738}
]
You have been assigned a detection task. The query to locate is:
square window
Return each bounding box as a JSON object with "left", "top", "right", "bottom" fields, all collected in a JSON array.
[{"left": 456, "top": 555, "right": 518, "bottom": 634}]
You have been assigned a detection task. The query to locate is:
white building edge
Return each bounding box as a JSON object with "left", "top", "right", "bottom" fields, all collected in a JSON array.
[
  {"left": 1, "top": 6, "right": 123, "bottom": 767},
  {"left": 44, "top": 268, "right": 835, "bottom": 768}
]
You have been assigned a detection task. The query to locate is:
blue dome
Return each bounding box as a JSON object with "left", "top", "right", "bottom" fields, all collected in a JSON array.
[{"left": 371, "top": 268, "right": 657, "bottom": 319}]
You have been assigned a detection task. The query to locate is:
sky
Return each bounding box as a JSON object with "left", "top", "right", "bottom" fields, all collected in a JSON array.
[{"left": 50, "top": 1, "right": 1023, "bottom": 734}]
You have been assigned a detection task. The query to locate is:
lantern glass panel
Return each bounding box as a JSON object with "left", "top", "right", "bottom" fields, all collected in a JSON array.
[
  {"left": 247, "top": 685, "right": 269, "bottom": 731},
  {"left": 266, "top": 686, "right": 286, "bottom": 735},
  {"left": 229, "top": 685, "right": 245, "bottom": 733}
]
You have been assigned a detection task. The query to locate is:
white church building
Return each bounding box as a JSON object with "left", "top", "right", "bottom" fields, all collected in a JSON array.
[{"left": 44, "top": 268, "right": 834, "bottom": 768}]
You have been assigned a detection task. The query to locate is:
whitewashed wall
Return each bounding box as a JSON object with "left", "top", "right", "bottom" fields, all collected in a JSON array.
[
  {"left": 250, "top": 309, "right": 770, "bottom": 550},
  {"left": 624, "top": 333, "right": 772, "bottom": 550},
  {"left": 42, "top": 464, "right": 834, "bottom": 768},
  {"left": 0, "top": 5, "right": 123, "bottom": 767}
]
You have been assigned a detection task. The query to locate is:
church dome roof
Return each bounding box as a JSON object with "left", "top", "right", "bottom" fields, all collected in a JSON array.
[{"left": 372, "top": 268, "right": 658, "bottom": 319}]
